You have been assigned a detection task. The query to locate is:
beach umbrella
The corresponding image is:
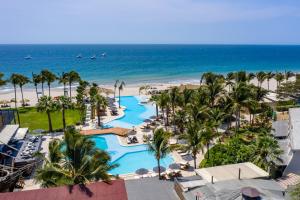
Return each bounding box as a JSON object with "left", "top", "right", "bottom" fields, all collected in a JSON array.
[
  {"left": 169, "top": 163, "right": 180, "bottom": 170},
  {"left": 241, "top": 187, "right": 260, "bottom": 198},
  {"left": 150, "top": 115, "right": 156, "bottom": 119},
  {"left": 144, "top": 119, "right": 152, "bottom": 123},
  {"left": 135, "top": 168, "right": 149, "bottom": 175},
  {"left": 153, "top": 166, "right": 166, "bottom": 173}
]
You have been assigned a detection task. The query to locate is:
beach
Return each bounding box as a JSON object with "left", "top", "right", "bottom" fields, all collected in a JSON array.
[{"left": 0, "top": 77, "right": 293, "bottom": 107}]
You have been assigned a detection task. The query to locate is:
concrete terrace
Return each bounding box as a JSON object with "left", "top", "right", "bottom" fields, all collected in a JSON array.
[{"left": 80, "top": 127, "right": 130, "bottom": 137}]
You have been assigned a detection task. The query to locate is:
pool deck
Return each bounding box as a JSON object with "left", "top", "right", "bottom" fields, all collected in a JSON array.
[{"left": 80, "top": 127, "right": 130, "bottom": 137}]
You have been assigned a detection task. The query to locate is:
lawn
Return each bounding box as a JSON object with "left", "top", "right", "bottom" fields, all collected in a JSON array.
[{"left": 17, "top": 107, "right": 81, "bottom": 131}]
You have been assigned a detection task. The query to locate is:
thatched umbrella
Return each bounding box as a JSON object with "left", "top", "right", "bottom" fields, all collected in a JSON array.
[
  {"left": 135, "top": 168, "right": 149, "bottom": 175},
  {"left": 169, "top": 163, "right": 180, "bottom": 170},
  {"left": 153, "top": 166, "right": 166, "bottom": 173},
  {"left": 241, "top": 187, "right": 260, "bottom": 198}
]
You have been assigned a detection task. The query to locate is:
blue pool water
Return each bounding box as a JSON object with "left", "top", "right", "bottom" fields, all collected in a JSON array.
[
  {"left": 105, "top": 96, "right": 156, "bottom": 128},
  {"left": 90, "top": 134, "right": 174, "bottom": 175}
]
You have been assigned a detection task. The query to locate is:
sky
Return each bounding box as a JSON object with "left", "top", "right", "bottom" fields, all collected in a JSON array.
[{"left": 1, "top": 0, "right": 300, "bottom": 44}]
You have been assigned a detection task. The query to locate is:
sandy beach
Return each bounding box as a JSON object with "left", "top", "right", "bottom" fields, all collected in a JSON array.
[{"left": 0, "top": 77, "right": 294, "bottom": 107}]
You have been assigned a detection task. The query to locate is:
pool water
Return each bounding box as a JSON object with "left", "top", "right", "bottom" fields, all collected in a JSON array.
[
  {"left": 90, "top": 134, "right": 174, "bottom": 175},
  {"left": 105, "top": 96, "right": 156, "bottom": 128}
]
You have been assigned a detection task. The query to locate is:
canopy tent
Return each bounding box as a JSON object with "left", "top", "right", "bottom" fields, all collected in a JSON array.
[
  {"left": 14, "top": 128, "right": 28, "bottom": 140},
  {"left": 0, "top": 125, "right": 19, "bottom": 145}
]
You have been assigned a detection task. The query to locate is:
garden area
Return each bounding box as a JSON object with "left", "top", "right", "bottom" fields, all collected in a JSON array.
[{"left": 16, "top": 107, "right": 81, "bottom": 131}]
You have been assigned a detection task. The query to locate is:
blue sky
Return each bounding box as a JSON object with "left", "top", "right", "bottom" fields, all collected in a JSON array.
[{"left": 1, "top": 0, "right": 300, "bottom": 44}]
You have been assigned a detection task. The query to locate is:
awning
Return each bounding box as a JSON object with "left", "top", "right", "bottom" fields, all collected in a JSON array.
[
  {"left": 14, "top": 128, "right": 28, "bottom": 140},
  {"left": 0, "top": 125, "right": 19, "bottom": 145}
]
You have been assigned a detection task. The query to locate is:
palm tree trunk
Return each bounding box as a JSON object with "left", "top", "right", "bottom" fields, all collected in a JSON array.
[
  {"left": 155, "top": 104, "right": 158, "bottom": 117},
  {"left": 118, "top": 89, "right": 121, "bottom": 108},
  {"left": 69, "top": 82, "right": 72, "bottom": 99},
  {"left": 166, "top": 107, "right": 169, "bottom": 126},
  {"left": 158, "top": 159, "right": 161, "bottom": 180},
  {"left": 193, "top": 153, "right": 197, "bottom": 169},
  {"left": 62, "top": 107, "right": 66, "bottom": 130},
  {"left": 47, "top": 111, "right": 53, "bottom": 132},
  {"left": 207, "top": 143, "right": 210, "bottom": 159},
  {"left": 14, "top": 85, "right": 20, "bottom": 125},
  {"left": 48, "top": 83, "right": 51, "bottom": 96},
  {"left": 97, "top": 104, "right": 101, "bottom": 127},
  {"left": 267, "top": 80, "right": 270, "bottom": 90},
  {"left": 20, "top": 85, "right": 25, "bottom": 107},
  {"left": 35, "top": 84, "right": 39, "bottom": 101},
  {"left": 41, "top": 82, "right": 44, "bottom": 96}
]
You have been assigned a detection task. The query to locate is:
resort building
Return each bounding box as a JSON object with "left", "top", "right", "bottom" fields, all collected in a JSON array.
[{"left": 272, "top": 108, "right": 300, "bottom": 176}]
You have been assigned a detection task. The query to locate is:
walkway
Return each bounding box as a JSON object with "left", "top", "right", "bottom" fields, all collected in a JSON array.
[{"left": 80, "top": 127, "right": 130, "bottom": 137}]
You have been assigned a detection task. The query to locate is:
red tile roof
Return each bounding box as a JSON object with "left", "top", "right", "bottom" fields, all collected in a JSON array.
[{"left": 0, "top": 179, "right": 128, "bottom": 200}]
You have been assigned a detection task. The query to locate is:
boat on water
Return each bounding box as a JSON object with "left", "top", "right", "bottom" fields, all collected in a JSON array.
[
  {"left": 90, "top": 55, "right": 96, "bottom": 60},
  {"left": 101, "top": 52, "right": 106, "bottom": 57},
  {"left": 76, "top": 54, "right": 82, "bottom": 58},
  {"left": 24, "top": 55, "right": 32, "bottom": 60}
]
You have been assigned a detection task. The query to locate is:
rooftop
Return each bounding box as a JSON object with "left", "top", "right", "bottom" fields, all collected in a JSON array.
[
  {"left": 288, "top": 108, "right": 300, "bottom": 150},
  {"left": 272, "top": 120, "right": 289, "bottom": 138},
  {"left": 0, "top": 124, "right": 19, "bottom": 145},
  {"left": 195, "top": 162, "right": 269, "bottom": 183},
  {"left": 125, "top": 178, "right": 179, "bottom": 200},
  {"left": 0, "top": 180, "right": 128, "bottom": 200},
  {"left": 183, "top": 179, "right": 285, "bottom": 200}
]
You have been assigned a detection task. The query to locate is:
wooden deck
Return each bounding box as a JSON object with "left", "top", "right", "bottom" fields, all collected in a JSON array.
[{"left": 80, "top": 127, "right": 130, "bottom": 137}]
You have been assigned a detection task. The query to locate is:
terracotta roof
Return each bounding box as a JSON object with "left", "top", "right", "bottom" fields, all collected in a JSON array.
[
  {"left": 0, "top": 180, "right": 128, "bottom": 200},
  {"left": 277, "top": 173, "right": 300, "bottom": 189},
  {"left": 80, "top": 127, "right": 130, "bottom": 137}
]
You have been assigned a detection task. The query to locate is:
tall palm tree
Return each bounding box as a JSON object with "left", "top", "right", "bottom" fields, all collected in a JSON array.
[
  {"left": 17, "top": 74, "right": 30, "bottom": 107},
  {"left": 156, "top": 91, "right": 170, "bottom": 127},
  {"left": 150, "top": 94, "right": 159, "bottom": 117},
  {"left": 35, "top": 126, "right": 116, "bottom": 187},
  {"left": 40, "top": 71, "right": 46, "bottom": 96},
  {"left": 118, "top": 81, "right": 125, "bottom": 108},
  {"left": 256, "top": 71, "right": 266, "bottom": 88},
  {"left": 57, "top": 96, "right": 72, "bottom": 130},
  {"left": 148, "top": 128, "right": 171, "bottom": 179},
  {"left": 32, "top": 73, "right": 42, "bottom": 101},
  {"left": 181, "top": 88, "right": 194, "bottom": 108},
  {"left": 9, "top": 73, "right": 21, "bottom": 124},
  {"left": 225, "top": 72, "right": 235, "bottom": 92},
  {"left": 41, "top": 70, "right": 57, "bottom": 96},
  {"left": 89, "top": 83, "right": 99, "bottom": 120},
  {"left": 113, "top": 80, "right": 119, "bottom": 101},
  {"left": 180, "top": 122, "right": 204, "bottom": 169},
  {"left": 67, "top": 71, "right": 81, "bottom": 99},
  {"left": 169, "top": 87, "right": 180, "bottom": 131},
  {"left": 94, "top": 94, "right": 108, "bottom": 128},
  {"left": 265, "top": 72, "right": 275, "bottom": 90},
  {"left": 0, "top": 72, "right": 6, "bottom": 87},
  {"left": 285, "top": 70, "right": 294, "bottom": 82},
  {"left": 247, "top": 72, "right": 256, "bottom": 83},
  {"left": 204, "top": 77, "right": 225, "bottom": 107},
  {"left": 58, "top": 72, "right": 69, "bottom": 96},
  {"left": 275, "top": 72, "right": 284, "bottom": 88},
  {"left": 37, "top": 96, "right": 57, "bottom": 132},
  {"left": 230, "top": 82, "right": 251, "bottom": 131}
]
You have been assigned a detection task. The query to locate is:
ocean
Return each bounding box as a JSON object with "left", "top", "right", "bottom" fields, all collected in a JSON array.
[{"left": 0, "top": 44, "right": 300, "bottom": 89}]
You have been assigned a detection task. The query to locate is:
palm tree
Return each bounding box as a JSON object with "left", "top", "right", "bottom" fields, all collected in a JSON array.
[
  {"left": 148, "top": 128, "right": 171, "bottom": 179},
  {"left": 57, "top": 96, "right": 72, "bottom": 130},
  {"left": 41, "top": 70, "right": 57, "bottom": 96},
  {"left": 118, "top": 81, "right": 125, "bottom": 108},
  {"left": 89, "top": 83, "right": 99, "bottom": 119},
  {"left": 35, "top": 126, "right": 116, "bottom": 187},
  {"left": 0, "top": 72, "right": 6, "bottom": 87},
  {"left": 230, "top": 82, "right": 251, "bottom": 131},
  {"left": 40, "top": 71, "right": 46, "bottom": 96},
  {"left": 9, "top": 74, "right": 21, "bottom": 124},
  {"left": 37, "top": 96, "right": 57, "bottom": 132},
  {"left": 265, "top": 72, "right": 275, "bottom": 90},
  {"left": 156, "top": 91, "right": 170, "bottom": 127},
  {"left": 256, "top": 71, "right": 266, "bottom": 88},
  {"left": 182, "top": 88, "right": 194, "bottom": 108},
  {"left": 58, "top": 72, "right": 69, "bottom": 96},
  {"left": 94, "top": 94, "right": 108, "bottom": 128},
  {"left": 247, "top": 72, "right": 256, "bottom": 83},
  {"left": 180, "top": 122, "right": 204, "bottom": 169},
  {"left": 225, "top": 72, "right": 235, "bottom": 92},
  {"left": 252, "top": 135, "right": 282, "bottom": 171},
  {"left": 150, "top": 95, "right": 159, "bottom": 117},
  {"left": 169, "top": 87, "right": 180, "bottom": 131},
  {"left": 204, "top": 77, "right": 225, "bottom": 107},
  {"left": 12, "top": 74, "right": 30, "bottom": 107},
  {"left": 67, "top": 71, "right": 81, "bottom": 99},
  {"left": 285, "top": 70, "right": 294, "bottom": 82},
  {"left": 32, "top": 73, "right": 41, "bottom": 101},
  {"left": 275, "top": 72, "right": 284, "bottom": 88},
  {"left": 113, "top": 80, "right": 119, "bottom": 101}
]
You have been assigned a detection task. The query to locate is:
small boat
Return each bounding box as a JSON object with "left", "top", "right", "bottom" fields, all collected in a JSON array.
[
  {"left": 24, "top": 55, "right": 32, "bottom": 60},
  {"left": 101, "top": 52, "right": 106, "bottom": 57},
  {"left": 90, "top": 55, "right": 96, "bottom": 60},
  {"left": 76, "top": 54, "right": 82, "bottom": 58}
]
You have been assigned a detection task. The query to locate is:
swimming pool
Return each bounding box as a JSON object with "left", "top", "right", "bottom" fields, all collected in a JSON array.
[
  {"left": 90, "top": 134, "right": 174, "bottom": 175},
  {"left": 105, "top": 96, "right": 156, "bottom": 128}
]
